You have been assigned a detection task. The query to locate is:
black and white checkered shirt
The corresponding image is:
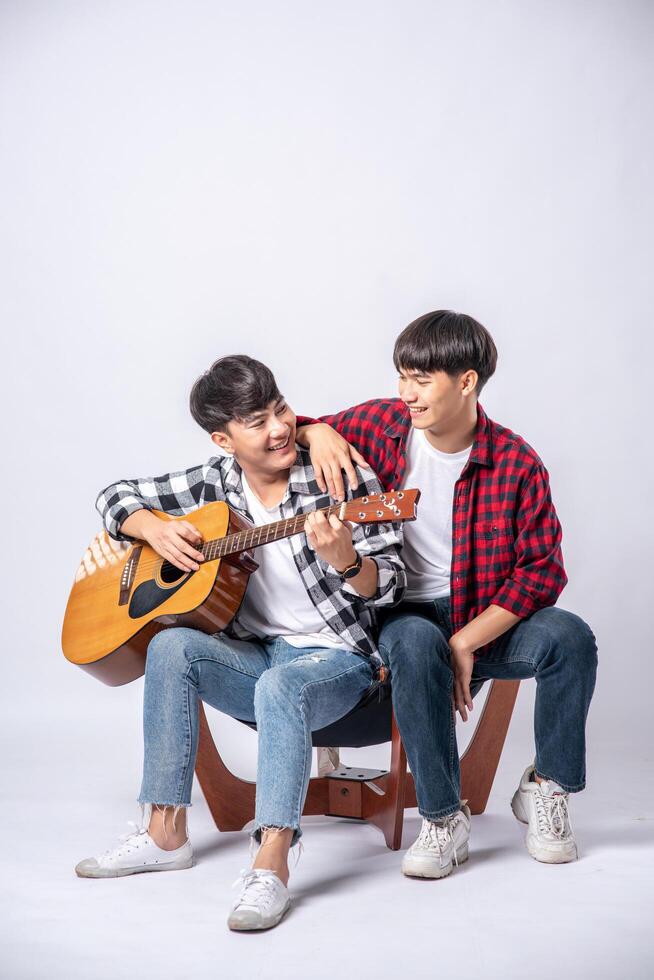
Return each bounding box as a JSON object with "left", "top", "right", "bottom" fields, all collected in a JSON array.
[{"left": 96, "top": 447, "right": 406, "bottom": 670}]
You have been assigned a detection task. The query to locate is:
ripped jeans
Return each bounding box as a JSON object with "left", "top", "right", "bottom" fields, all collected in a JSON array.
[{"left": 138, "top": 628, "right": 373, "bottom": 844}]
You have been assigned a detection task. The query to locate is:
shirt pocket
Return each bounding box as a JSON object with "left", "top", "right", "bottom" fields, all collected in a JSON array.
[{"left": 473, "top": 519, "right": 515, "bottom": 582}]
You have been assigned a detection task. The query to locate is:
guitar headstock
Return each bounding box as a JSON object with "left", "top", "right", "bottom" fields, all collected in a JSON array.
[{"left": 344, "top": 488, "right": 420, "bottom": 524}]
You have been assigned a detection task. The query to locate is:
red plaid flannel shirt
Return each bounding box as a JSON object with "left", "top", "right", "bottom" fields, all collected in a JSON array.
[{"left": 298, "top": 399, "right": 567, "bottom": 649}]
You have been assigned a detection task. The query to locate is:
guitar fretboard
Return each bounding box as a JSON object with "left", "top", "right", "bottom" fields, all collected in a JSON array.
[{"left": 201, "top": 502, "right": 347, "bottom": 560}]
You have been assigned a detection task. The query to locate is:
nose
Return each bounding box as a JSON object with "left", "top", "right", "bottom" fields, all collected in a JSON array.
[
  {"left": 269, "top": 420, "right": 289, "bottom": 440},
  {"left": 398, "top": 378, "right": 416, "bottom": 403}
]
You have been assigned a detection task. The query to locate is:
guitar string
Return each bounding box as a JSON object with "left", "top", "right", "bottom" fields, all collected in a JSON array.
[
  {"left": 82, "top": 502, "right": 406, "bottom": 585},
  {"left": 75, "top": 492, "right": 415, "bottom": 589},
  {"left": 128, "top": 501, "right": 347, "bottom": 576}
]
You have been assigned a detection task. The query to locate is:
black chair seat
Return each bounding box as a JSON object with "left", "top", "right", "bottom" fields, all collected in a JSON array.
[{"left": 238, "top": 680, "right": 393, "bottom": 748}]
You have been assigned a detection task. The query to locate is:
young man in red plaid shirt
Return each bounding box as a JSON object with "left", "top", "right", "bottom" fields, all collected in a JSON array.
[{"left": 297, "top": 310, "right": 597, "bottom": 876}]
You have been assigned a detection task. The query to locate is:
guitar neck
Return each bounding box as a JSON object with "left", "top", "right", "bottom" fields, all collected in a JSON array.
[
  {"left": 201, "top": 503, "right": 342, "bottom": 561},
  {"left": 198, "top": 488, "right": 419, "bottom": 561}
]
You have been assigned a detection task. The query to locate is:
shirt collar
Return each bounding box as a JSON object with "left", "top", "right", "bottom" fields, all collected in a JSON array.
[
  {"left": 287, "top": 447, "right": 316, "bottom": 494},
  {"left": 385, "top": 402, "right": 493, "bottom": 467},
  {"left": 220, "top": 446, "right": 317, "bottom": 500},
  {"left": 468, "top": 403, "right": 493, "bottom": 467},
  {"left": 221, "top": 453, "right": 243, "bottom": 491}
]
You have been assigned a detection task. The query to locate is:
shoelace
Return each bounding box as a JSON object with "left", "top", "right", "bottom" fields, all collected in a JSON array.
[
  {"left": 119, "top": 819, "right": 148, "bottom": 842},
  {"left": 534, "top": 791, "right": 572, "bottom": 840},
  {"left": 98, "top": 820, "right": 148, "bottom": 860},
  {"left": 417, "top": 815, "right": 461, "bottom": 867},
  {"left": 232, "top": 870, "right": 279, "bottom": 911}
]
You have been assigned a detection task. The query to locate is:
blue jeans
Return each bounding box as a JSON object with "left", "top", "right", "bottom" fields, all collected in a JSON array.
[
  {"left": 378, "top": 598, "right": 598, "bottom": 820},
  {"left": 138, "top": 628, "right": 373, "bottom": 843}
]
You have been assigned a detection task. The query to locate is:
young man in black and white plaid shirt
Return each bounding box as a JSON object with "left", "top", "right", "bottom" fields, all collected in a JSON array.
[{"left": 75, "top": 354, "right": 405, "bottom": 932}]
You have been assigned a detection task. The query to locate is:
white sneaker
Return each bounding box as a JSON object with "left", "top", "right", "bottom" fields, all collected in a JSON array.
[
  {"left": 228, "top": 869, "right": 291, "bottom": 931},
  {"left": 511, "top": 762, "right": 578, "bottom": 864},
  {"left": 75, "top": 821, "right": 194, "bottom": 878},
  {"left": 402, "top": 804, "right": 471, "bottom": 879}
]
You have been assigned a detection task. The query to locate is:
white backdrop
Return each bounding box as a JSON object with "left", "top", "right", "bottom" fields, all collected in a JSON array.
[
  {"left": 2, "top": 0, "right": 652, "bottom": 746},
  {"left": 1, "top": 2, "right": 653, "bottom": 976}
]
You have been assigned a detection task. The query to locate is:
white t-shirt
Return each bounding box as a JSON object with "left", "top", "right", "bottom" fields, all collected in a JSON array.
[
  {"left": 402, "top": 427, "right": 472, "bottom": 602},
  {"left": 236, "top": 473, "right": 352, "bottom": 650}
]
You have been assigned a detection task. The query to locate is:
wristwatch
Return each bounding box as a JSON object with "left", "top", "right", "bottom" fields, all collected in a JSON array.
[{"left": 339, "top": 551, "right": 363, "bottom": 580}]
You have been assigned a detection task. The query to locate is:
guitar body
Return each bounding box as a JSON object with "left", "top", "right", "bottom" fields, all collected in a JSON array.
[
  {"left": 61, "top": 502, "right": 256, "bottom": 687},
  {"left": 62, "top": 487, "right": 420, "bottom": 689}
]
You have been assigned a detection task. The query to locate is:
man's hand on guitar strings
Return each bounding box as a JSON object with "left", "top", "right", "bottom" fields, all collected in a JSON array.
[{"left": 145, "top": 518, "right": 205, "bottom": 573}]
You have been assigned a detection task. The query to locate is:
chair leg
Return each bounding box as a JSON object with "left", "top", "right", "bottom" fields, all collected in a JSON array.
[
  {"left": 196, "top": 682, "right": 520, "bottom": 841},
  {"left": 362, "top": 711, "right": 408, "bottom": 850},
  {"left": 195, "top": 703, "right": 256, "bottom": 831},
  {"left": 195, "top": 704, "right": 330, "bottom": 831},
  {"left": 460, "top": 679, "right": 520, "bottom": 814}
]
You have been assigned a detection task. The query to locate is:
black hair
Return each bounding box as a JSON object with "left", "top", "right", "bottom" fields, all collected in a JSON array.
[
  {"left": 189, "top": 354, "right": 282, "bottom": 433},
  {"left": 393, "top": 310, "right": 498, "bottom": 393}
]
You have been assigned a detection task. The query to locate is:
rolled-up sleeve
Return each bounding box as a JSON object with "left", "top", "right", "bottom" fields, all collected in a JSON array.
[
  {"left": 95, "top": 464, "right": 207, "bottom": 541},
  {"left": 341, "top": 539, "right": 406, "bottom": 607},
  {"left": 491, "top": 462, "right": 568, "bottom": 618},
  {"left": 329, "top": 465, "right": 407, "bottom": 607}
]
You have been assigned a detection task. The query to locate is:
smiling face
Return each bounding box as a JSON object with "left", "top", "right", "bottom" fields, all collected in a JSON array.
[
  {"left": 398, "top": 366, "right": 478, "bottom": 434},
  {"left": 392, "top": 311, "right": 497, "bottom": 439},
  {"left": 210, "top": 396, "right": 298, "bottom": 475}
]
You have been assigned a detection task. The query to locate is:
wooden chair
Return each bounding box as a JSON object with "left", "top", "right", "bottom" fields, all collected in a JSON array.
[{"left": 194, "top": 678, "right": 520, "bottom": 850}]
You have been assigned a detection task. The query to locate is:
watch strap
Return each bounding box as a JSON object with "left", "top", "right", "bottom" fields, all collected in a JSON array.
[{"left": 340, "top": 551, "right": 363, "bottom": 580}]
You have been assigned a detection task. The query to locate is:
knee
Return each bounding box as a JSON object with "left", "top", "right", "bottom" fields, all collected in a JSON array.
[
  {"left": 380, "top": 615, "right": 451, "bottom": 679},
  {"left": 145, "top": 628, "right": 197, "bottom": 680},
  {"left": 533, "top": 608, "right": 598, "bottom": 674},
  {"left": 254, "top": 666, "right": 300, "bottom": 717}
]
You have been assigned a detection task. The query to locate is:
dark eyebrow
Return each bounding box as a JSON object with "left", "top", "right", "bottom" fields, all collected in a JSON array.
[{"left": 243, "top": 397, "right": 286, "bottom": 424}]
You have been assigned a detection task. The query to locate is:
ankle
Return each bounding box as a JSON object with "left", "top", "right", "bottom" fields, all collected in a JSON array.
[
  {"left": 252, "top": 827, "right": 293, "bottom": 887},
  {"left": 253, "top": 858, "right": 289, "bottom": 888},
  {"left": 149, "top": 829, "right": 187, "bottom": 851},
  {"left": 147, "top": 805, "right": 188, "bottom": 851}
]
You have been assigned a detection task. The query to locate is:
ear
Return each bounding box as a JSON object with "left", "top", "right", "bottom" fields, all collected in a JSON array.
[
  {"left": 461, "top": 370, "right": 479, "bottom": 397},
  {"left": 211, "top": 429, "right": 234, "bottom": 455}
]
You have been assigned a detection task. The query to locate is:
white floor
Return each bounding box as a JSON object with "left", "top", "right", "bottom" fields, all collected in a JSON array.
[{"left": 4, "top": 703, "right": 653, "bottom": 980}]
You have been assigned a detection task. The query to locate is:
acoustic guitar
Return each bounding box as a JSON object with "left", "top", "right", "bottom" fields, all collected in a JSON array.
[{"left": 62, "top": 489, "right": 420, "bottom": 687}]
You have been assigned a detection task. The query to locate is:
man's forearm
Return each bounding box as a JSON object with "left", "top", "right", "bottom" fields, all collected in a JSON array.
[
  {"left": 451, "top": 604, "right": 521, "bottom": 654},
  {"left": 342, "top": 556, "right": 378, "bottom": 599},
  {"left": 295, "top": 421, "right": 322, "bottom": 448},
  {"left": 120, "top": 508, "right": 161, "bottom": 540}
]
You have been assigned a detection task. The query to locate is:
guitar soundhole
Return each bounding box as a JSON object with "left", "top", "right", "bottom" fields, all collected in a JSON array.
[{"left": 160, "top": 561, "right": 188, "bottom": 585}]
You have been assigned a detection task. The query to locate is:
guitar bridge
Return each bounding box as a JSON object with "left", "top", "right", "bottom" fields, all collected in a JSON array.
[{"left": 118, "top": 546, "right": 143, "bottom": 605}]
